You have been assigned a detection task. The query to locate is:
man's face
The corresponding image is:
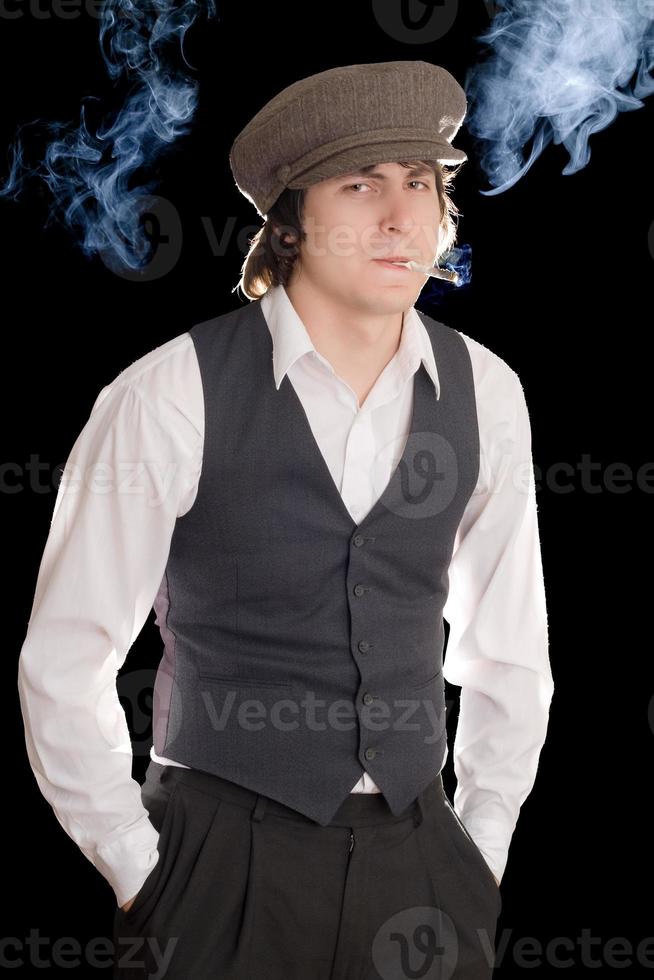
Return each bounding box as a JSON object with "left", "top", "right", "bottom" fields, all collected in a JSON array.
[{"left": 290, "top": 161, "right": 441, "bottom": 315}]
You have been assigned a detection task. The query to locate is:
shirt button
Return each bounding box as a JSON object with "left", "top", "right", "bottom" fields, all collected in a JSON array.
[
  {"left": 362, "top": 693, "right": 374, "bottom": 705},
  {"left": 353, "top": 584, "right": 365, "bottom": 597},
  {"left": 364, "top": 747, "right": 377, "bottom": 760},
  {"left": 358, "top": 640, "right": 371, "bottom": 653},
  {"left": 353, "top": 534, "right": 365, "bottom": 547}
]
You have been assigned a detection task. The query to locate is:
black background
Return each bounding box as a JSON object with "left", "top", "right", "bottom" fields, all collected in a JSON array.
[{"left": 3, "top": 1, "right": 652, "bottom": 976}]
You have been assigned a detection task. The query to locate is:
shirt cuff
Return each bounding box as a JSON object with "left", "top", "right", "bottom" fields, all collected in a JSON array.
[
  {"left": 461, "top": 815, "right": 515, "bottom": 884},
  {"left": 93, "top": 820, "right": 161, "bottom": 908}
]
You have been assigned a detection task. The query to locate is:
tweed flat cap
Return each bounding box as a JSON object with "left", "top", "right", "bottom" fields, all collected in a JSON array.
[{"left": 229, "top": 60, "right": 467, "bottom": 218}]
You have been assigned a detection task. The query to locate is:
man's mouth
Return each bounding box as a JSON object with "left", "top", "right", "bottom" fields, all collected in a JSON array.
[{"left": 373, "top": 257, "right": 413, "bottom": 270}]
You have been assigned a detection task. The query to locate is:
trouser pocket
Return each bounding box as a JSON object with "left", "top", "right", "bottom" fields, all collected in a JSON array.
[
  {"left": 442, "top": 796, "right": 500, "bottom": 898},
  {"left": 119, "top": 779, "right": 180, "bottom": 923}
]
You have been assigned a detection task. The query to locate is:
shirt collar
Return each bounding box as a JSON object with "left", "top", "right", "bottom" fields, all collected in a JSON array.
[{"left": 258, "top": 284, "right": 441, "bottom": 400}]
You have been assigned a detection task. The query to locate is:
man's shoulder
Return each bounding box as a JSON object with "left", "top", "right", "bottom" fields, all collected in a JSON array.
[
  {"left": 106, "top": 299, "right": 256, "bottom": 389},
  {"left": 415, "top": 310, "right": 521, "bottom": 393},
  {"left": 187, "top": 299, "right": 260, "bottom": 345},
  {"left": 455, "top": 328, "right": 520, "bottom": 390},
  {"left": 454, "top": 329, "right": 529, "bottom": 442},
  {"left": 90, "top": 330, "right": 200, "bottom": 421},
  {"left": 107, "top": 331, "right": 196, "bottom": 389}
]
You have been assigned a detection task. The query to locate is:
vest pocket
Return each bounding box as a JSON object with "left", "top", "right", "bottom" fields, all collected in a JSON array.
[
  {"left": 410, "top": 667, "right": 443, "bottom": 692},
  {"left": 198, "top": 671, "right": 294, "bottom": 689}
]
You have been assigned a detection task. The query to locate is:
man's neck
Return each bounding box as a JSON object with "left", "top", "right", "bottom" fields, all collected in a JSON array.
[{"left": 284, "top": 283, "right": 406, "bottom": 409}]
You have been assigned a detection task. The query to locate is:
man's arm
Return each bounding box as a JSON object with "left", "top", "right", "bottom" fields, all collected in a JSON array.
[
  {"left": 17, "top": 365, "right": 202, "bottom": 908},
  {"left": 442, "top": 358, "right": 554, "bottom": 885}
]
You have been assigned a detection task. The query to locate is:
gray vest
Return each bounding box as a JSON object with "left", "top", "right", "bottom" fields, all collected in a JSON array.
[{"left": 152, "top": 298, "right": 480, "bottom": 825}]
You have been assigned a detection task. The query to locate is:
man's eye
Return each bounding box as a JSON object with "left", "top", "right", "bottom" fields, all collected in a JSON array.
[{"left": 345, "top": 180, "right": 430, "bottom": 193}]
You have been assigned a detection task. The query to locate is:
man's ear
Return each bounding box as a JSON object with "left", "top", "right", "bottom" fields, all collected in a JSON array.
[{"left": 273, "top": 224, "right": 293, "bottom": 241}]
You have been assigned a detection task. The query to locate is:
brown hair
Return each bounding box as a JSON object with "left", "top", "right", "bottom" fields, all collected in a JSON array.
[{"left": 233, "top": 159, "right": 464, "bottom": 302}]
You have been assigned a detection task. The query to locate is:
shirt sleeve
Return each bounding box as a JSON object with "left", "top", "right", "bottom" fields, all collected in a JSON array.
[
  {"left": 442, "top": 359, "right": 554, "bottom": 885},
  {"left": 16, "top": 370, "right": 203, "bottom": 908}
]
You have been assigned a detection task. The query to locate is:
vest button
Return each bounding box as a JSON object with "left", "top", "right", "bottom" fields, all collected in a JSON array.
[
  {"left": 362, "top": 692, "right": 374, "bottom": 705},
  {"left": 353, "top": 534, "right": 365, "bottom": 547},
  {"left": 353, "top": 584, "right": 365, "bottom": 597},
  {"left": 358, "top": 640, "right": 370, "bottom": 653},
  {"left": 364, "top": 747, "right": 376, "bottom": 760}
]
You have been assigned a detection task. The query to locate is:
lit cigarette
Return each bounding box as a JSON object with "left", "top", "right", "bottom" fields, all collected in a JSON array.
[{"left": 392, "top": 260, "right": 459, "bottom": 284}]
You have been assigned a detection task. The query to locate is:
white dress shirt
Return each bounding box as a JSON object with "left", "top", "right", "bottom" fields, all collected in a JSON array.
[{"left": 17, "top": 283, "right": 553, "bottom": 908}]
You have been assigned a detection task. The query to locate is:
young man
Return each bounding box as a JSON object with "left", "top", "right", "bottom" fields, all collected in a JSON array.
[{"left": 17, "top": 61, "right": 554, "bottom": 979}]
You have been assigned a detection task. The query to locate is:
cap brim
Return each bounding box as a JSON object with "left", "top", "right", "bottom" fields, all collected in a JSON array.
[{"left": 286, "top": 140, "right": 467, "bottom": 189}]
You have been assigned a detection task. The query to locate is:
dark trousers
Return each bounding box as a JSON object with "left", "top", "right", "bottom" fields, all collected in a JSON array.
[{"left": 112, "top": 760, "right": 501, "bottom": 979}]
